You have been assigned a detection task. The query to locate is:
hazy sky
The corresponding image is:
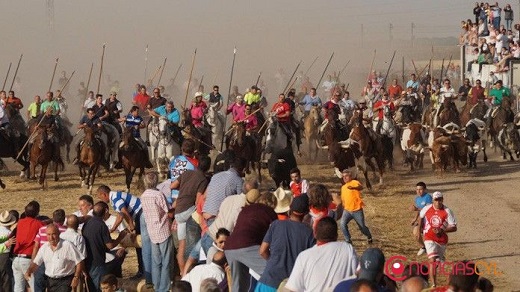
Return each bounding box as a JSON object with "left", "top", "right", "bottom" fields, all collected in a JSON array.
[{"left": 0, "top": 0, "right": 507, "bottom": 108}]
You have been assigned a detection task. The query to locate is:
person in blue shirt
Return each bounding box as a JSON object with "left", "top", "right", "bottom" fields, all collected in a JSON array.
[
  {"left": 298, "top": 87, "right": 322, "bottom": 119},
  {"left": 410, "top": 181, "right": 432, "bottom": 256},
  {"left": 148, "top": 100, "right": 180, "bottom": 124},
  {"left": 116, "top": 106, "right": 152, "bottom": 168},
  {"left": 167, "top": 139, "right": 199, "bottom": 204}
]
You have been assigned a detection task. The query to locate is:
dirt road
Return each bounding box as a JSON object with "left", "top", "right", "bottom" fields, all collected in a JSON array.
[{"left": 0, "top": 147, "right": 519, "bottom": 290}]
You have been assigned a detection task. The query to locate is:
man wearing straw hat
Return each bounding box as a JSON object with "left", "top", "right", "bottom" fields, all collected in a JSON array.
[{"left": 0, "top": 210, "right": 17, "bottom": 291}]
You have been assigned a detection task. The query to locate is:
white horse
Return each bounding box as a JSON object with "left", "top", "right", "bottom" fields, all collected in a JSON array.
[
  {"left": 99, "top": 122, "right": 120, "bottom": 171},
  {"left": 148, "top": 116, "right": 180, "bottom": 177},
  {"left": 205, "top": 102, "right": 225, "bottom": 150}
]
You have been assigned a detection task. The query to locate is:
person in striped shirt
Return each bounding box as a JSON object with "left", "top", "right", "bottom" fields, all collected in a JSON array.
[{"left": 96, "top": 185, "right": 147, "bottom": 280}]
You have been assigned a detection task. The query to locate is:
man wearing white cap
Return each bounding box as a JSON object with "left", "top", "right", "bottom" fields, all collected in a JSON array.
[
  {"left": 0, "top": 210, "right": 16, "bottom": 291},
  {"left": 419, "top": 191, "right": 457, "bottom": 287}
]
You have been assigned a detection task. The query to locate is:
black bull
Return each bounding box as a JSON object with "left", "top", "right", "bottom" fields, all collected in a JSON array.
[{"left": 267, "top": 148, "right": 297, "bottom": 188}]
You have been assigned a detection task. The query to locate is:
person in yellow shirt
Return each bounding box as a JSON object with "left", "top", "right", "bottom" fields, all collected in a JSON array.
[
  {"left": 26, "top": 95, "right": 41, "bottom": 120},
  {"left": 244, "top": 85, "right": 261, "bottom": 105},
  {"left": 339, "top": 169, "right": 373, "bottom": 244}
]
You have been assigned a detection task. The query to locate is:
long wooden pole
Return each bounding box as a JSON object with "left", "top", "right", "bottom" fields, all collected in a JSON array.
[
  {"left": 444, "top": 55, "right": 453, "bottom": 81},
  {"left": 411, "top": 59, "right": 419, "bottom": 77},
  {"left": 283, "top": 61, "right": 302, "bottom": 94},
  {"left": 220, "top": 47, "right": 237, "bottom": 151},
  {"left": 304, "top": 56, "right": 319, "bottom": 77},
  {"left": 183, "top": 49, "right": 197, "bottom": 109},
  {"left": 144, "top": 44, "right": 149, "bottom": 85},
  {"left": 285, "top": 76, "right": 299, "bottom": 95},
  {"left": 439, "top": 58, "right": 446, "bottom": 82},
  {"left": 149, "top": 65, "right": 162, "bottom": 87},
  {"left": 255, "top": 72, "right": 262, "bottom": 87},
  {"left": 317, "top": 52, "right": 335, "bottom": 90},
  {"left": 9, "top": 54, "right": 23, "bottom": 92},
  {"left": 198, "top": 75, "right": 204, "bottom": 89},
  {"left": 337, "top": 59, "right": 351, "bottom": 80},
  {"left": 366, "top": 49, "right": 376, "bottom": 81},
  {"left": 381, "top": 51, "right": 397, "bottom": 89},
  {"left": 84, "top": 63, "right": 94, "bottom": 100},
  {"left": 60, "top": 70, "right": 75, "bottom": 92},
  {"left": 401, "top": 56, "right": 405, "bottom": 84},
  {"left": 96, "top": 44, "right": 106, "bottom": 95},
  {"left": 2, "top": 62, "right": 11, "bottom": 91},
  {"left": 171, "top": 63, "right": 182, "bottom": 86},
  {"left": 157, "top": 57, "right": 167, "bottom": 88},
  {"left": 49, "top": 58, "right": 59, "bottom": 92}
]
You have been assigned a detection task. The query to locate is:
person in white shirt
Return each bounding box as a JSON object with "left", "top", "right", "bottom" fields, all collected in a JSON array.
[
  {"left": 285, "top": 217, "right": 358, "bottom": 292},
  {"left": 24, "top": 224, "right": 85, "bottom": 291},
  {"left": 59, "top": 214, "right": 86, "bottom": 258},
  {"left": 182, "top": 251, "right": 227, "bottom": 292}
]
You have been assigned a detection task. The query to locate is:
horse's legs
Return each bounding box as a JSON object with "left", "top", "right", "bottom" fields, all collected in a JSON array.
[
  {"left": 54, "top": 160, "right": 59, "bottom": 181},
  {"left": 30, "top": 161, "right": 37, "bottom": 180},
  {"left": 362, "top": 168, "right": 372, "bottom": 191},
  {"left": 124, "top": 167, "right": 132, "bottom": 192},
  {"left": 89, "top": 164, "right": 99, "bottom": 194},
  {"left": 39, "top": 164, "right": 47, "bottom": 187}
]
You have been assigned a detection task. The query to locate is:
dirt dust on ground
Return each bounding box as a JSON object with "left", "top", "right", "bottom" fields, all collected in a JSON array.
[{"left": 0, "top": 144, "right": 519, "bottom": 291}]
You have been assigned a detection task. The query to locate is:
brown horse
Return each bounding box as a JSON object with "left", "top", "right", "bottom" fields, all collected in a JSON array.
[
  {"left": 0, "top": 178, "right": 5, "bottom": 189},
  {"left": 120, "top": 128, "right": 150, "bottom": 192},
  {"left": 349, "top": 114, "right": 385, "bottom": 185},
  {"left": 459, "top": 99, "right": 487, "bottom": 126},
  {"left": 303, "top": 106, "right": 321, "bottom": 161},
  {"left": 489, "top": 97, "right": 515, "bottom": 148},
  {"left": 438, "top": 99, "right": 460, "bottom": 127},
  {"left": 180, "top": 108, "right": 213, "bottom": 156},
  {"left": 228, "top": 122, "right": 261, "bottom": 180},
  {"left": 29, "top": 127, "right": 64, "bottom": 188},
  {"left": 78, "top": 127, "right": 104, "bottom": 194}
]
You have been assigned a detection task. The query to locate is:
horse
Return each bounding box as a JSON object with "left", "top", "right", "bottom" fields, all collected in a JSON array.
[
  {"left": 227, "top": 122, "right": 261, "bottom": 180},
  {"left": 4, "top": 104, "right": 27, "bottom": 136},
  {"left": 148, "top": 116, "right": 181, "bottom": 176},
  {"left": 120, "top": 128, "right": 150, "bottom": 192},
  {"left": 438, "top": 99, "right": 460, "bottom": 127},
  {"left": 349, "top": 114, "right": 385, "bottom": 185},
  {"left": 489, "top": 97, "right": 515, "bottom": 148},
  {"left": 29, "top": 127, "right": 64, "bottom": 188},
  {"left": 58, "top": 125, "right": 74, "bottom": 164},
  {"left": 374, "top": 105, "right": 397, "bottom": 170},
  {"left": 205, "top": 102, "right": 225, "bottom": 150},
  {"left": 464, "top": 118, "right": 488, "bottom": 168},
  {"left": 180, "top": 108, "right": 213, "bottom": 156},
  {"left": 0, "top": 178, "right": 4, "bottom": 189},
  {"left": 303, "top": 106, "right": 321, "bottom": 161},
  {"left": 78, "top": 127, "right": 103, "bottom": 194},
  {"left": 460, "top": 99, "right": 487, "bottom": 126},
  {"left": 99, "top": 122, "right": 120, "bottom": 171},
  {"left": 0, "top": 130, "right": 29, "bottom": 178},
  {"left": 264, "top": 117, "right": 290, "bottom": 155}
]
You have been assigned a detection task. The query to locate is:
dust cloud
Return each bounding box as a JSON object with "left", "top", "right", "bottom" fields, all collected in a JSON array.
[{"left": 0, "top": 0, "right": 477, "bottom": 122}]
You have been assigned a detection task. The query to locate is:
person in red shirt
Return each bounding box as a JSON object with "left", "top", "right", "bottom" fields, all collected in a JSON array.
[
  {"left": 271, "top": 93, "right": 292, "bottom": 140},
  {"left": 289, "top": 168, "right": 309, "bottom": 197},
  {"left": 373, "top": 92, "right": 395, "bottom": 134},
  {"left": 7, "top": 90, "right": 24, "bottom": 112},
  {"left": 132, "top": 86, "right": 150, "bottom": 115},
  {"left": 190, "top": 92, "right": 208, "bottom": 128},
  {"left": 419, "top": 191, "right": 457, "bottom": 287},
  {"left": 387, "top": 79, "right": 403, "bottom": 99},
  {"left": 12, "top": 201, "right": 44, "bottom": 292}
]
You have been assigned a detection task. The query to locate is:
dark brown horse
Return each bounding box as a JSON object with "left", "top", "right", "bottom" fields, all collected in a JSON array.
[
  {"left": 438, "top": 99, "right": 460, "bottom": 127},
  {"left": 228, "top": 122, "right": 261, "bottom": 180},
  {"left": 460, "top": 99, "right": 487, "bottom": 126},
  {"left": 0, "top": 178, "right": 5, "bottom": 189},
  {"left": 489, "top": 97, "right": 515, "bottom": 148},
  {"left": 180, "top": 108, "right": 213, "bottom": 156},
  {"left": 120, "top": 128, "right": 150, "bottom": 192},
  {"left": 29, "top": 127, "right": 64, "bottom": 188},
  {"left": 349, "top": 114, "right": 385, "bottom": 186},
  {"left": 78, "top": 127, "right": 104, "bottom": 194},
  {"left": 0, "top": 130, "right": 29, "bottom": 177}
]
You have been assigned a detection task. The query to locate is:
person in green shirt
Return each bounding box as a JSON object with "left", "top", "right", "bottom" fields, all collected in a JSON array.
[
  {"left": 486, "top": 80, "right": 514, "bottom": 125},
  {"left": 244, "top": 85, "right": 261, "bottom": 105}
]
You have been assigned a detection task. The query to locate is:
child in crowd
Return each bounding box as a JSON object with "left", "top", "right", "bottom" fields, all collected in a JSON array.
[{"left": 100, "top": 274, "right": 125, "bottom": 292}]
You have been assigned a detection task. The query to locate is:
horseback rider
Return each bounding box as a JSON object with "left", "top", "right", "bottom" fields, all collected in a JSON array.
[
  {"left": 208, "top": 85, "right": 223, "bottom": 111},
  {"left": 117, "top": 105, "right": 153, "bottom": 168},
  {"left": 486, "top": 79, "right": 513, "bottom": 124},
  {"left": 190, "top": 91, "right": 208, "bottom": 129},
  {"left": 55, "top": 90, "right": 70, "bottom": 127},
  {"left": 35, "top": 108, "right": 62, "bottom": 162},
  {"left": 0, "top": 100, "right": 18, "bottom": 150},
  {"left": 147, "top": 100, "right": 182, "bottom": 144},
  {"left": 40, "top": 91, "right": 63, "bottom": 137},
  {"left": 285, "top": 91, "right": 302, "bottom": 150},
  {"left": 72, "top": 107, "right": 106, "bottom": 165},
  {"left": 373, "top": 92, "right": 395, "bottom": 134},
  {"left": 104, "top": 91, "right": 124, "bottom": 136},
  {"left": 271, "top": 93, "right": 293, "bottom": 145},
  {"left": 132, "top": 85, "right": 150, "bottom": 116},
  {"left": 437, "top": 79, "right": 458, "bottom": 120},
  {"left": 226, "top": 95, "right": 246, "bottom": 121},
  {"left": 244, "top": 85, "right": 261, "bottom": 105},
  {"left": 92, "top": 94, "right": 109, "bottom": 121},
  {"left": 356, "top": 99, "right": 378, "bottom": 141},
  {"left": 299, "top": 87, "right": 322, "bottom": 120},
  {"left": 398, "top": 87, "right": 419, "bottom": 124},
  {"left": 145, "top": 87, "right": 167, "bottom": 144},
  {"left": 6, "top": 91, "right": 23, "bottom": 112},
  {"left": 27, "top": 95, "right": 41, "bottom": 121}
]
